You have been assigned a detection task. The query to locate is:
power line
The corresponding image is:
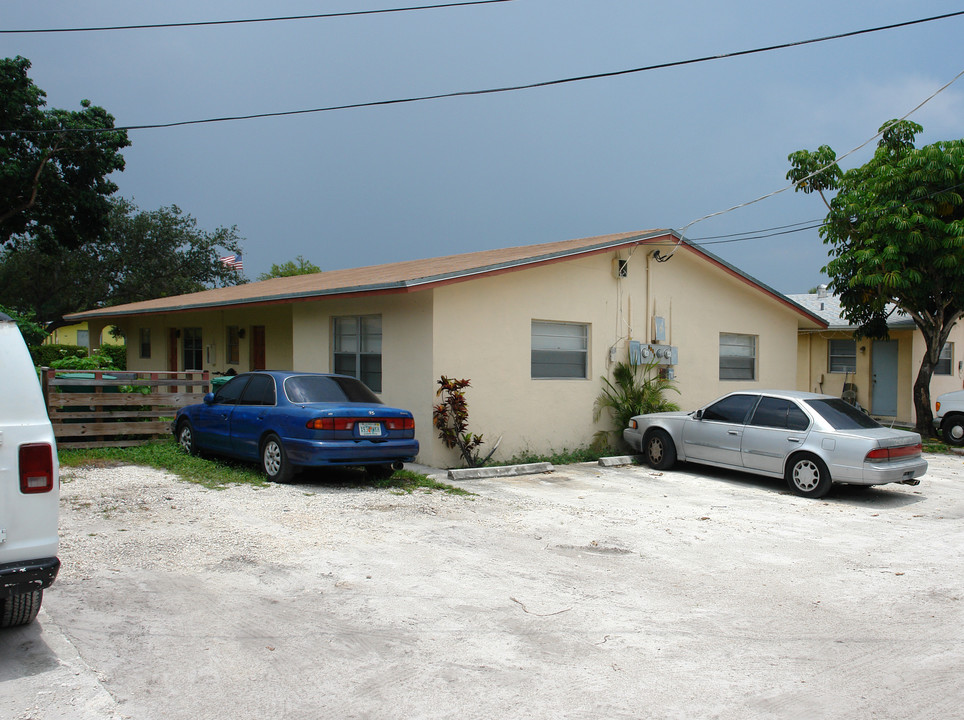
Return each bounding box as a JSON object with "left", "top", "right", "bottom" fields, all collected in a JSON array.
[
  {"left": 4, "top": 10, "right": 963, "bottom": 134},
  {"left": 0, "top": 0, "right": 514, "bottom": 34}
]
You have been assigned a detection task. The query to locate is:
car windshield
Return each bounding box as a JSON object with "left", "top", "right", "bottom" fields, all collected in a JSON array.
[
  {"left": 283, "top": 375, "right": 382, "bottom": 405},
  {"left": 805, "top": 398, "right": 881, "bottom": 430}
]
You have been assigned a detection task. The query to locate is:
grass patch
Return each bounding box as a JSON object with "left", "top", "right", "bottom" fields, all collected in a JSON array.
[
  {"left": 499, "top": 446, "right": 620, "bottom": 466},
  {"left": 59, "top": 438, "right": 469, "bottom": 494}
]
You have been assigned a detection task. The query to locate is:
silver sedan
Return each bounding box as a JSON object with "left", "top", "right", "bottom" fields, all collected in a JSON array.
[{"left": 623, "top": 389, "right": 927, "bottom": 498}]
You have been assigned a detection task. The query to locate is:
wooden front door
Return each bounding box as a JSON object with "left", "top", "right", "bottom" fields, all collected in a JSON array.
[
  {"left": 168, "top": 329, "right": 179, "bottom": 371},
  {"left": 250, "top": 326, "right": 266, "bottom": 370}
]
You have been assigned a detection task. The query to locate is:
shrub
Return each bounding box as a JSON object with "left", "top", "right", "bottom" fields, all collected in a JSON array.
[
  {"left": 593, "top": 356, "right": 680, "bottom": 450},
  {"left": 99, "top": 344, "right": 127, "bottom": 370},
  {"left": 31, "top": 344, "right": 88, "bottom": 367}
]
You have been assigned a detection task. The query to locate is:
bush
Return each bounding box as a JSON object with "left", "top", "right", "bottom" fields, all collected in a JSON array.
[
  {"left": 99, "top": 344, "right": 127, "bottom": 370},
  {"left": 31, "top": 344, "right": 88, "bottom": 367}
]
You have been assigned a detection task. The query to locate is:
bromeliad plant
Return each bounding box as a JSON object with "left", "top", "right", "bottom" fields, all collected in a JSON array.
[
  {"left": 593, "top": 355, "right": 680, "bottom": 450},
  {"left": 433, "top": 376, "right": 498, "bottom": 468}
]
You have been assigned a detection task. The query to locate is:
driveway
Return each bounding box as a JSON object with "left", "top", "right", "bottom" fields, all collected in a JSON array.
[{"left": 2, "top": 454, "right": 963, "bottom": 719}]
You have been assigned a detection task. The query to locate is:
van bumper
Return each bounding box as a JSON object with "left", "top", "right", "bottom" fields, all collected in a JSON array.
[{"left": 0, "top": 557, "right": 60, "bottom": 598}]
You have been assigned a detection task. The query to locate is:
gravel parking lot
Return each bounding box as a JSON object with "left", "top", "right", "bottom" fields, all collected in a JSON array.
[{"left": 2, "top": 454, "right": 963, "bottom": 720}]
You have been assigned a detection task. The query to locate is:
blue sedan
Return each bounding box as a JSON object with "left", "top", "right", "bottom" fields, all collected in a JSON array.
[{"left": 173, "top": 371, "right": 419, "bottom": 482}]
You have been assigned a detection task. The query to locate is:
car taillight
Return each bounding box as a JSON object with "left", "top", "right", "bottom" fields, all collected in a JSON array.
[
  {"left": 865, "top": 443, "right": 922, "bottom": 462},
  {"left": 20, "top": 443, "right": 55, "bottom": 494},
  {"left": 306, "top": 418, "right": 356, "bottom": 431},
  {"left": 384, "top": 418, "right": 414, "bottom": 431}
]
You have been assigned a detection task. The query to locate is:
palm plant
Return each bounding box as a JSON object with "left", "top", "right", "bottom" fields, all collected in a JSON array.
[{"left": 593, "top": 355, "right": 680, "bottom": 451}]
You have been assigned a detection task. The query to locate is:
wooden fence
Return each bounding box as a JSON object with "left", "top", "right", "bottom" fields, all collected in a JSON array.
[{"left": 41, "top": 369, "right": 210, "bottom": 449}]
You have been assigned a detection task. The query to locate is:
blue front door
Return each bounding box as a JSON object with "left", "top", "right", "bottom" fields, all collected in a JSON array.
[{"left": 871, "top": 341, "right": 899, "bottom": 416}]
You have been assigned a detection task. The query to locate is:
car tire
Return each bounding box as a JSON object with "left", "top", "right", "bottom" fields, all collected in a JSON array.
[
  {"left": 644, "top": 429, "right": 677, "bottom": 470},
  {"left": 0, "top": 590, "right": 43, "bottom": 628},
  {"left": 785, "top": 453, "right": 832, "bottom": 498},
  {"left": 941, "top": 414, "right": 964, "bottom": 446},
  {"left": 261, "top": 434, "right": 295, "bottom": 483},
  {"left": 176, "top": 419, "right": 198, "bottom": 456}
]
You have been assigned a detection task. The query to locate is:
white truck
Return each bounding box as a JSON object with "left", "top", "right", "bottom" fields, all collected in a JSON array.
[
  {"left": 0, "top": 313, "right": 60, "bottom": 627},
  {"left": 934, "top": 389, "right": 964, "bottom": 446}
]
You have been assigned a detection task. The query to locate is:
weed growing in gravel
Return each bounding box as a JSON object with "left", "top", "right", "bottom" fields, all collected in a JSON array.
[
  {"left": 501, "top": 446, "right": 616, "bottom": 466},
  {"left": 372, "top": 469, "right": 472, "bottom": 496}
]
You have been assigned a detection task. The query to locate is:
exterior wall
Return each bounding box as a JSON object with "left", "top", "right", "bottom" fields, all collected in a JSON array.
[
  {"left": 119, "top": 305, "right": 293, "bottom": 374},
  {"left": 796, "top": 321, "right": 964, "bottom": 425},
  {"left": 291, "top": 293, "right": 435, "bottom": 456},
  {"left": 44, "top": 322, "right": 123, "bottom": 348},
  {"left": 427, "top": 246, "right": 805, "bottom": 467}
]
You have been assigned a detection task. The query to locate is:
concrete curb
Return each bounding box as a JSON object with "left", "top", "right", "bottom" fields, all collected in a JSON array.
[
  {"left": 447, "top": 462, "right": 554, "bottom": 480},
  {"left": 597, "top": 455, "right": 640, "bottom": 467}
]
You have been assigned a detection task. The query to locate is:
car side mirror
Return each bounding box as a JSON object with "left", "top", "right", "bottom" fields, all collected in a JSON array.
[
  {"left": 694, "top": 409, "right": 703, "bottom": 420},
  {"left": 203, "top": 392, "right": 215, "bottom": 405}
]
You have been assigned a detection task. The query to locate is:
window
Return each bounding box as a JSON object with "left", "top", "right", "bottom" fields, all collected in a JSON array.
[
  {"left": 748, "top": 396, "right": 811, "bottom": 431},
  {"left": 226, "top": 326, "right": 240, "bottom": 365},
  {"left": 76, "top": 329, "right": 90, "bottom": 348},
  {"left": 701, "top": 394, "right": 757, "bottom": 424},
  {"left": 139, "top": 328, "right": 151, "bottom": 359},
  {"left": 531, "top": 321, "right": 588, "bottom": 379},
  {"left": 333, "top": 315, "right": 382, "bottom": 392},
  {"left": 719, "top": 333, "right": 756, "bottom": 381},
  {"left": 936, "top": 342, "right": 953, "bottom": 375},
  {"left": 213, "top": 375, "right": 248, "bottom": 405},
  {"left": 828, "top": 339, "right": 857, "bottom": 373},
  {"left": 239, "top": 374, "right": 276, "bottom": 406},
  {"left": 183, "top": 328, "right": 203, "bottom": 370}
]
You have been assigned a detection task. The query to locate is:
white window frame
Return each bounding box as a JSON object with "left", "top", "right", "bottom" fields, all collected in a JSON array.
[
  {"left": 828, "top": 339, "right": 857, "bottom": 373},
  {"left": 936, "top": 342, "right": 953, "bottom": 375},
  {"left": 719, "top": 333, "right": 756, "bottom": 381},
  {"left": 531, "top": 320, "right": 589, "bottom": 379},
  {"left": 332, "top": 315, "right": 382, "bottom": 392}
]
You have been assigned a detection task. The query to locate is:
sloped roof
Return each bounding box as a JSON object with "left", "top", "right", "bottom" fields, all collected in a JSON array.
[
  {"left": 67, "top": 229, "right": 826, "bottom": 327},
  {"left": 786, "top": 289, "right": 914, "bottom": 330}
]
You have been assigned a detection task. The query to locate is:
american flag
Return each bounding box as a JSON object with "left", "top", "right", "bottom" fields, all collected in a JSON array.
[{"left": 219, "top": 253, "right": 243, "bottom": 271}]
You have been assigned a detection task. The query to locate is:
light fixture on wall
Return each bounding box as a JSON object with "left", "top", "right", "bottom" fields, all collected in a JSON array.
[
  {"left": 238, "top": 328, "right": 246, "bottom": 339},
  {"left": 860, "top": 345, "right": 866, "bottom": 354}
]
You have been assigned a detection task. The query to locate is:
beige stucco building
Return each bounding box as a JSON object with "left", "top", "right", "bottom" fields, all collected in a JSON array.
[
  {"left": 68, "top": 231, "right": 825, "bottom": 467},
  {"left": 790, "top": 286, "right": 964, "bottom": 426}
]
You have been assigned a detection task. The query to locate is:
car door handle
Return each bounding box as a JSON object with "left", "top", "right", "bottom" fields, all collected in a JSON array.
[
  {"left": 787, "top": 437, "right": 802, "bottom": 443},
  {"left": 728, "top": 430, "right": 740, "bottom": 436}
]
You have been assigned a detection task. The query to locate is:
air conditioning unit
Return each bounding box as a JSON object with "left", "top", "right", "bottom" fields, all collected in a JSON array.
[{"left": 612, "top": 258, "right": 628, "bottom": 278}]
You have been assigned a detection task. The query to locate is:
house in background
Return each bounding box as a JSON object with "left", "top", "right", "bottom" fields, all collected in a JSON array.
[
  {"left": 788, "top": 285, "right": 964, "bottom": 425},
  {"left": 43, "top": 321, "right": 124, "bottom": 349},
  {"left": 67, "top": 230, "right": 825, "bottom": 467}
]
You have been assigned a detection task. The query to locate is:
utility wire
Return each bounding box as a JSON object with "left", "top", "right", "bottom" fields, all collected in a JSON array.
[
  {"left": 650, "top": 66, "right": 964, "bottom": 262},
  {"left": 0, "top": 0, "right": 514, "bottom": 34},
  {"left": 4, "top": 10, "right": 963, "bottom": 134}
]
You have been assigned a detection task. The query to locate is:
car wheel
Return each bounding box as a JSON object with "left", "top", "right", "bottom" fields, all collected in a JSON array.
[
  {"left": 785, "top": 454, "right": 832, "bottom": 498},
  {"left": 0, "top": 590, "right": 42, "bottom": 628},
  {"left": 644, "top": 429, "right": 677, "bottom": 470},
  {"left": 941, "top": 414, "right": 964, "bottom": 446},
  {"left": 176, "top": 420, "right": 198, "bottom": 456},
  {"left": 261, "top": 434, "right": 295, "bottom": 483}
]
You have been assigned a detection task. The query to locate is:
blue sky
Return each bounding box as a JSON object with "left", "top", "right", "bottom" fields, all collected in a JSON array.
[{"left": 4, "top": 1, "right": 963, "bottom": 292}]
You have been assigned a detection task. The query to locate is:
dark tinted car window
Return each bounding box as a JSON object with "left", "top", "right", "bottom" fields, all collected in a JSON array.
[
  {"left": 214, "top": 375, "right": 249, "bottom": 405},
  {"left": 701, "top": 394, "right": 757, "bottom": 424},
  {"left": 283, "top": 375, "right": 383, "bottom": 405},
  {"left": 748, "top": 397, "right": 791, "bottom": 428},
  {"left": 787, "top": 404, "right": 810, "bottom": 431},
  {"left": 748, "top": 397, "right": 812, "bottom": 431},
  {"left": 239, "top": 374, "right": 276, "bottom": 406},
  {"left": 805, "top": 398, "right": 881, "bottom": 430}
]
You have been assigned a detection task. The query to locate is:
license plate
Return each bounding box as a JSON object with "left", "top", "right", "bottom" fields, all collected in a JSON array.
[{"left": 358, "top": 422, "right": 382, "bottom": 437}]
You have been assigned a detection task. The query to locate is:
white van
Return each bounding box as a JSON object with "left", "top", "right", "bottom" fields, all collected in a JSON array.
[{"left": 0, "top": 313, "right": 59, "bottom": 627}]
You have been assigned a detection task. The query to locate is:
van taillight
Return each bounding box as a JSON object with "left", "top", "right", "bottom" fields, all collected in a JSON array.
[{"left": 20, "top": 443, "right": 54, "bottom": 494}]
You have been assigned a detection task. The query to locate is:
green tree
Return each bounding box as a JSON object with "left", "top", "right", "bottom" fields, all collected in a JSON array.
[
  {"left": 257, "top": 255, "right": 320, "bottom": 280},
  {"left": 1, "top": 56, "right": 129, "bottom": 250},
  {"left": 0, "top": 197, "right": 246, "bottom": 330},
  {"left": 788, "top": 120, "right": 964, "bottom": 435}
]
